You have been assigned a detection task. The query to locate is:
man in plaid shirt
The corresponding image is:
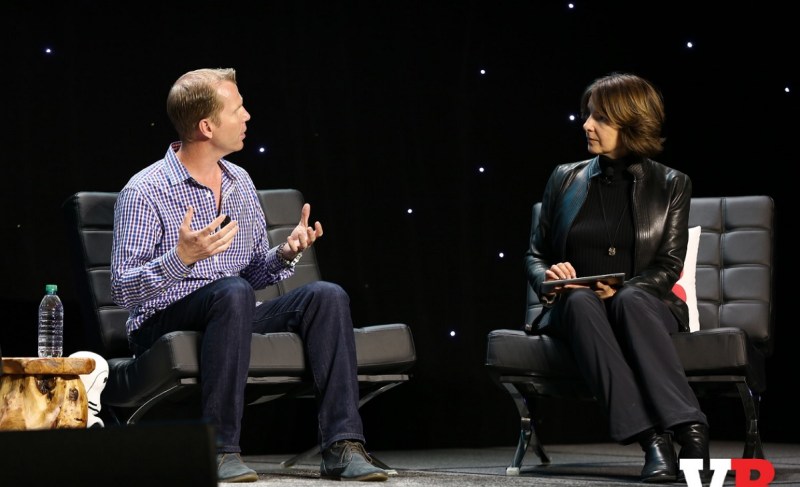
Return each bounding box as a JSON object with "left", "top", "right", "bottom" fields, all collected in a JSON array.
[{"left": 111, "top": 68, "right": 388, "bottom": 483}]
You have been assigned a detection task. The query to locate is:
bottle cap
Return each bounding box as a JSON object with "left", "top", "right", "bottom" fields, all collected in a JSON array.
[{"left": 45, "top": 284, "right": 58, "bottom": 293}]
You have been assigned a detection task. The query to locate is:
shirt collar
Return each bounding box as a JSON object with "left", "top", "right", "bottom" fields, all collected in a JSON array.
[{"left": 163, "top": 141, "right": 239, "bottom": 186}]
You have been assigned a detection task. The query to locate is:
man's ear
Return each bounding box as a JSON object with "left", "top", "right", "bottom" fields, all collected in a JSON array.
[{"left": 197, "top": 118, "right": 214, "bottom": 139}]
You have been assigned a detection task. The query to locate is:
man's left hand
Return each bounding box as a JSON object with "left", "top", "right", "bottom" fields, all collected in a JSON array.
[{"left": 283, "top": 203, "right": 323, "bottom": 259}]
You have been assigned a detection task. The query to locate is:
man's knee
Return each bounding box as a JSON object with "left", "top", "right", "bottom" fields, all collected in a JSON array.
[
  {"left": 304, "top": 281, "right": 349, "bottom": 303},
  {"left": 212, "top": 277, "right": 256, "bottom": 307}
]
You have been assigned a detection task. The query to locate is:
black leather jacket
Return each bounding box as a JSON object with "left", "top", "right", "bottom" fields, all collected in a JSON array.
[{"left": 524, "top": 156, "right": 692, "bottom": 332}]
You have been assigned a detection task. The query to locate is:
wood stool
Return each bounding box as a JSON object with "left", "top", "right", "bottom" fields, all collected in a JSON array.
[{"left": 0, "top": 357, "right": 95, "bottom": 430}]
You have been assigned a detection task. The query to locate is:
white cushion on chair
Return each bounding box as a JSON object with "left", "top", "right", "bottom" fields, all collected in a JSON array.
[{"left": 672, "top": 226, "right": 701, "bottom": 332}]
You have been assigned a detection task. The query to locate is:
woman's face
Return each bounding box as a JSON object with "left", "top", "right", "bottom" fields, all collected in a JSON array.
[{"left": 583, "top": 97, "right": 627, "bottom": 159}]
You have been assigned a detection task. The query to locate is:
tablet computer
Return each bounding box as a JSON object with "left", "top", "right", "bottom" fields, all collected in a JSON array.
[{"left": 541, "top": 272, "right": 625, "bottom": 294}]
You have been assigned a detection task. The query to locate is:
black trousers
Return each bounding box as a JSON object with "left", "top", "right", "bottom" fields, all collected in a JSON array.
[{"left": 543, "top": 286, "right": 707, "bottom": 443}]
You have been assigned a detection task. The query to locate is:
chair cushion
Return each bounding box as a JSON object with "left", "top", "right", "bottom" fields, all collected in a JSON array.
[
  {"left": 672, "top": 327, "right": 766, "bottom": 392},
  {"left": 485, "top": 329, "right": 593, "bottom": 398},
  {"left": 486, "top": 325, "right": 767, "bottom": 398},
  {"left": 105, "top": 325, "right": 416, "bottom": 407},
  {"left": 354, "top": 324, "right": 417, "bottom": 375},
  {"left": 486, "top": 329, "right": 579, "bottom": 377},
  {"left": 104, "top": 331, "right": 307, "bottom": 407}
]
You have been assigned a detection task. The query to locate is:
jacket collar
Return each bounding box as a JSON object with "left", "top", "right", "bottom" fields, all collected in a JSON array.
[{"left": 590, "top": 155, "right": 648, "bottom": 182}]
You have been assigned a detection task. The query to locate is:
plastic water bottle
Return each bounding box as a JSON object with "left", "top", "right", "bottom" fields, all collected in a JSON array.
[{"left": 37, "top": 284, "right": 64, "bottom": 358}]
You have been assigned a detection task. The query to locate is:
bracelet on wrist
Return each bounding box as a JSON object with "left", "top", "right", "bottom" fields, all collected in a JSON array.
[{"left": 277, "top": 243, "right": 303, "bottom": 268}]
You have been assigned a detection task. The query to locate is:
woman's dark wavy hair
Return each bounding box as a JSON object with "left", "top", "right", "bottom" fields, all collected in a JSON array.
[{"left": 580, "top": 72, "right": 666, "bottom": 158}]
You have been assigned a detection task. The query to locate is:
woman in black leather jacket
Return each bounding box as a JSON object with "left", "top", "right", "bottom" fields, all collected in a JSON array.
[{"left": 524, "top": 73, "right": 709, "bottom": 483}]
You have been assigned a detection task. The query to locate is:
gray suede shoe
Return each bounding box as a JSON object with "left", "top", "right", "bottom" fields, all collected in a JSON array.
[
  {"left": 217, "top": 453, "right": 258, "bottom": 483},
  {"left": 321, "top": 440, "right": 389, "bottom": 481}
]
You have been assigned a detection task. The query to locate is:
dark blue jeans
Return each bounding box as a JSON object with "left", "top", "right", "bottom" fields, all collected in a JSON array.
[{"left": 129, "top": 277, "right": 364, "bottom": 453}]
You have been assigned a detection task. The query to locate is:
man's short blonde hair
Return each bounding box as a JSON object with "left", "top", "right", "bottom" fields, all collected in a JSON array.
[{"left": 166, "top": 68, "right": 237, "bottom": 142}]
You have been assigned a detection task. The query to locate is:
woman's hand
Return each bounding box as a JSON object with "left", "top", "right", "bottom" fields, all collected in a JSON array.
[
  {"left": 543, "top": 262, "right": 618, "bottom": 300},
  {"left": 543, "top": 262, "right": 578, "bottom": 297},
  {"left": 593, "top": 280, "right": 617, "bottom": 300},
  {"left": 545, "top": 262, "right": 576, "bottom": 281}
]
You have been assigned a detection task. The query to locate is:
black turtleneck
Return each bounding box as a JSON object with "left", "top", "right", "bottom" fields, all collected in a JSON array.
[{"left": 565, "top": 155, "right": 637, "bottom": 279}]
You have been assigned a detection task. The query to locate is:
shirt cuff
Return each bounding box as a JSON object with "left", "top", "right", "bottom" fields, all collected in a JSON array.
[{"left": 163, "top": 248, "right": 192, "bottom": 279}]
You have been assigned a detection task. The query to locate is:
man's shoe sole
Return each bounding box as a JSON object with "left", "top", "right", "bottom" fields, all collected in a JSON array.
[
  {"left": 219, "top": 471, "right": 259, "bottom": 483},
  {"left": 321, "top": 471, "right": 389, "bottom": 482}
]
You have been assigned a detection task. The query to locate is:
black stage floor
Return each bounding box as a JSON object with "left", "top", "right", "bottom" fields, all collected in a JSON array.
[{"left": 233, "top": 440, "right": 799, "bottom": 486}]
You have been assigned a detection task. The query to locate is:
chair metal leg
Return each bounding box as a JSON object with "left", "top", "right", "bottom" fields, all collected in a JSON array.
[
  {"left": 736, "top": 383, "right": 764, "bottom": 459},
  {"left": 367, "top": 453, "right": 392, "bottom": 472},
  {"left": 362, "top": 453, "right": 397, "bottom": 476},
  {"left": 357, "top": 381, "right": 403, "bottom": 409},
  {"left": 501, "top": 381, "right": 550, "bottom": 475},
  {"left": 508, "top": 415, "right": 532, "bottom": 475},
  {"left": 280, "top": 445, "right": 317, "bottom": 469}
]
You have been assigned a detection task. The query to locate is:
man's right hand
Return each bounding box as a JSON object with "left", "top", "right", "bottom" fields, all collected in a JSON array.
[{"left": 176, "top": 206, "right": 239, "bottom": 266}]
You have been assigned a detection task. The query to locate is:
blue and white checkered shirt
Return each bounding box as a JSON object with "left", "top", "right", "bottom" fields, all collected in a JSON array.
[{"left": 111, "top": 142, "right": 294, "bottom": 335}]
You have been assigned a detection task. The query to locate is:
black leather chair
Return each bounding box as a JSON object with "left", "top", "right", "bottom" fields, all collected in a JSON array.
[
  {"left": 63, "top": 188, "right": 416, "bottom": 465},
  {"left": 486, "top": 195, "right": 774, "bottom": 474}
]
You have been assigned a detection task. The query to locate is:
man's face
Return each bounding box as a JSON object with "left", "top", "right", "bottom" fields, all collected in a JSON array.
[{"left": 209, "top": 80, "right": 251, "bottom": 155}]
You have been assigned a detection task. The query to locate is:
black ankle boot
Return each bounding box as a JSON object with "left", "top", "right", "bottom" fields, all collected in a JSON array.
[
  {"left": 638, "top": 429, "right": 677, "bottom": 483},
  {"left": 674, "top": 422, "right": 709, "bottom": 461},
  {"left": 674, "top": 423, "right": 710, "bottom": 482}
]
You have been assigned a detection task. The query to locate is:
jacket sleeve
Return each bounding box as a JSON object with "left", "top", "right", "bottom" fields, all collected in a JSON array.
[
  {"left": 626, "top": 169, "right": 692, "bottom": 299},
  {"left": 524, "top": 168, "right": 562, "bottom": 300}
]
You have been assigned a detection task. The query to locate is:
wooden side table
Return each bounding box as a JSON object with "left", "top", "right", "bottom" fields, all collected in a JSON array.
[{"left": 0, "top": 356, "right": 95, "bottom": 430}]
